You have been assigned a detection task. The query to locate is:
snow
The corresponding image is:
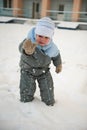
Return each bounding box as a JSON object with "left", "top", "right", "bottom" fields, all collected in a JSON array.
[
  {"left": 0, "top": 16, "right": 14, "bottom": 22},
  {"left": 0, "top": 22, "right": 87, "bottom": 130},
  {"left": 57, "top": 21, "right": 79, "bottom": 29}
]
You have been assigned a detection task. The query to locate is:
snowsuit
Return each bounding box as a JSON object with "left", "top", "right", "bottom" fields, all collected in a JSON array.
[{"left": 19, "top": 27, "right": 62, "bottom": 105}]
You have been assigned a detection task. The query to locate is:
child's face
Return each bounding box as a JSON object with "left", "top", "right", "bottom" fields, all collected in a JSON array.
[{"left": 36, "top": 34, "right": 50, "bottom": 46}]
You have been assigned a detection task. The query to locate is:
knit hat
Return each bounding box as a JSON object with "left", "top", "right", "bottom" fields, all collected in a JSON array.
[{"left": 35, "top": 17, "right": 55, "bottom": 38}]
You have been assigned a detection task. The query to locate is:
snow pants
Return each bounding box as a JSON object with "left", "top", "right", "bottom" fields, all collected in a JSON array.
[{"left": 19, "top": 69, "right": 55, "bottom": 105}]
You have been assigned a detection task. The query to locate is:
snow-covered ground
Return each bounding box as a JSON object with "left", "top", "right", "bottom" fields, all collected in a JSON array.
[{"left": 0, "top": 22, "right": 87, "bottom": 130}]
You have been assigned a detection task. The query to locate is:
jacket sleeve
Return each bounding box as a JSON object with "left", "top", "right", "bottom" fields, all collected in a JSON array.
[{"left": 51, "top": 53, "right": 62, "bottom": 67}]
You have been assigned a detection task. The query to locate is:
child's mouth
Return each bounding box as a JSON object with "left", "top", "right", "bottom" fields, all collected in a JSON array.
[{"left": 38, "top": 42, "right": 45, "bottom": 46}]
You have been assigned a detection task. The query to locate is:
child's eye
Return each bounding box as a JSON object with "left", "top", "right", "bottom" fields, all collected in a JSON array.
[
  {"left": 38, "top": 35, "right": 43, "bottom": 38},
  {"left": 38, "top": 35, "right": 49, "bottom": 40},
  {"left": 45, "top": 37, "right": 49, "bottom": 39}
]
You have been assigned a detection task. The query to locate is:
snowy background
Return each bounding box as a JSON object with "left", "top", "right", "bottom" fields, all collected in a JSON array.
[{"left": 0, "top": 21, "right": 87, "bottom": 130}]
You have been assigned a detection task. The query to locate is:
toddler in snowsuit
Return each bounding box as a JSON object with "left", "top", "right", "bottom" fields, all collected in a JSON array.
[{"left": 19, "top": 17, "right": 62, "bottom": 106}]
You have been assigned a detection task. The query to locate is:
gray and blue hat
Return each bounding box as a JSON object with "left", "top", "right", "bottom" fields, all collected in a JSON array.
[{"left": 35, "top": 17, "right": 55, "bottom": 38}]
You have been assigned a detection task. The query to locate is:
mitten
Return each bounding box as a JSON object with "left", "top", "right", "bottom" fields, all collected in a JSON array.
[
  {"left": 55, "top": 64, "right": 62, "bottom": 73},
  {"left": 23, "top": 39, "right": 37, "bottom": 55}
]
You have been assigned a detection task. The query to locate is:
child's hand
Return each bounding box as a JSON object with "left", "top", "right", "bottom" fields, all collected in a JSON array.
[
  {"left": 55, "top": 64, "right": 62, "bottom": 73},
  {"left": 23, "top": 39, "right": 37, "bottom": 55}
]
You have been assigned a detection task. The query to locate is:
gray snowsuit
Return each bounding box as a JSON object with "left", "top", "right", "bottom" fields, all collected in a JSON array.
[{"left": 19, "top": 39, "right": 61, "bottom": 105}]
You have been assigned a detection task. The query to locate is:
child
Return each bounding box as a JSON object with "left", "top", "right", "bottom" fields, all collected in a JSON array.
[{"left": 19, "top": 17, "right": 62, "bottom": 106}]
